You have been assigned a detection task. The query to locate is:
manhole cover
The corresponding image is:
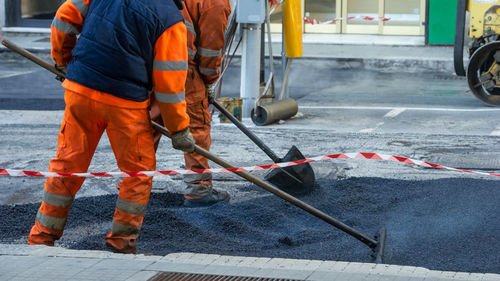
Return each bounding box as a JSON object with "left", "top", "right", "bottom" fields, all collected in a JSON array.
[{"left": 150, "top": 272, "right": 301, "bottom": 281}]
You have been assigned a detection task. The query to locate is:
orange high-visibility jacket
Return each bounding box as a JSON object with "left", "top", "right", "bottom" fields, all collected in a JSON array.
[
  {"left": 182, "top": 0, "right": 232, "bottom": 86},
  {"left": 51, "top": 0, "right": 190, "bottom": 133}
]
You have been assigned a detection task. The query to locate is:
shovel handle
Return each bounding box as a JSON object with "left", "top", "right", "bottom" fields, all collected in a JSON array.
[
  {"left": 211, "top": 100, "right": 282, "bottom": 163},
  {"left": 0, "top": 36, "right": 65, "bottom": 78}
]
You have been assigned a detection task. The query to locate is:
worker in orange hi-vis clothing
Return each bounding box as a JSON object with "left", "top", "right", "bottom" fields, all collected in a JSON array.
[
  {"left": 27, "top": 0, "right": 194, "bottom": 254},
  {"left": 150, "top": 0, "right": 232, "bottom": 207}
]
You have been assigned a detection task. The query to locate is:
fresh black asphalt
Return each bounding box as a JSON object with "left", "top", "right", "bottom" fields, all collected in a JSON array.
[{"left": 1, "top": 177, "right": 500, "bottom": 274}]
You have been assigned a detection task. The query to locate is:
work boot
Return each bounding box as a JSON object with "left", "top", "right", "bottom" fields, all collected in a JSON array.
[
  {"left": 105, "top": 239, "right": 137, "bottom": 254},
  {"left": 183, "top": 189, "right": 230, "bottom": 207}
]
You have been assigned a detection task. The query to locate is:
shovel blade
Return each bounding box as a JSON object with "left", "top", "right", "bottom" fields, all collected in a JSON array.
[{"left": 265, "top": 145, "right": 316, "bottom": 195}]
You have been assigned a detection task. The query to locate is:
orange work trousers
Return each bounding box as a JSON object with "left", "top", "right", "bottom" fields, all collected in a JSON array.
[
  {"left": 151, "top": 65, "right": 212, "bottom": 195},
  {"left": 28, "top": 90, "right": 156, "bottom": 252}
]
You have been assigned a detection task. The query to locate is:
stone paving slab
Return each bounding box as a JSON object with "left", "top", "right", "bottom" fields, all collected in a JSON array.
[{"left": 1, "top": 244, "right": 500, "bottom": 281}]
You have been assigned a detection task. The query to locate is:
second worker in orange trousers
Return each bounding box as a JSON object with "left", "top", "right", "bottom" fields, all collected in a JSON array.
[{"left": 150, "top": 0, "right": 232, "bottom": 207}]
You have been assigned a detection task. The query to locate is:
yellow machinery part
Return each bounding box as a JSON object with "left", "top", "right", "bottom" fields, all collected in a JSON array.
[
  {"left": 467, "top": 0, "right": 500, "bottom": 38},
  {"left": 283, "top": 0, "right": 303, "bottom": 58}
]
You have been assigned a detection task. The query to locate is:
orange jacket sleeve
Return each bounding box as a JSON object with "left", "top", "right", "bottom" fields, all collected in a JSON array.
[
  {"left": 197, "top": 3, "right": 231, "bottom": 85},
  {"left": 51, "top": 0, "right": 91, "bottom": 66},
  {"left": 153, "top": 22, "right": 190, "bottom": 134}
]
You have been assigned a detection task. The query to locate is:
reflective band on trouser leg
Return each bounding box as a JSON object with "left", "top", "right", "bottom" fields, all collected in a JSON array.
[
  {"left": 184, "top": 173, "right": 212, "bottom": 183},
  {"left": 153, "top": 60, "right": 188, "bottom": 71},
  {"left": 116, "top": 198, "right": 147, "bottom": 216},
  {"left": 188, "top": 48, "right": 196, "bottom": 60},
  {"left": 43, "top": 191, "right": 74, "bottom": 207},
  {"left": 111, "top": 221, "right": 141, "bottom": 238},
  {"left": 154, "top": 91, "right": 185, "bottom": 104},
  {"left": 35, "top": 210, "right": 67, "bottom": 230},
  {"left": 185, "top": 21, "right": 197, "bottom": 37},
  {"left": 199, "top": 67, "right": 218, "bottom": 76},
  {"left": 70, "top": 0, "right": 89, "bottom": 18},
  {"left": 198, "top": 47, "right": 221, "bottom": 58},
  {"left": 52, "top": 18, "right": 79, "bottom": 35}
]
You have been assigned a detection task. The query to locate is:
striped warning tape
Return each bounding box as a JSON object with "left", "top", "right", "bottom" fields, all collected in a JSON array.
[
  {"left": 304, "top": 16, "right": 391, "bottom": 25},
  {"left": 0, "top": 153, "right": 499, "bottom": 178}
]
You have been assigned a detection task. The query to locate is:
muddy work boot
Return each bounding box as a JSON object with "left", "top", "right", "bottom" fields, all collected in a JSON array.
[
  {"left": 105, "top": 240, "right": 137, "bottom": 254},
  {"left": 183, "top": 186, "right": 230, "bottom": 207}
]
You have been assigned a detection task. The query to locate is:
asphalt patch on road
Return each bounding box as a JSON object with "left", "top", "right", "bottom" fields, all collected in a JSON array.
[{"left": 1, "top": 177, "right": 500, "bottom": 274}]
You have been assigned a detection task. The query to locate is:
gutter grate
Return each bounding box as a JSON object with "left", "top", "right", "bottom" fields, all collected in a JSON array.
[{"left": 149, "top": 272, "right": 302, "bottom": 281}]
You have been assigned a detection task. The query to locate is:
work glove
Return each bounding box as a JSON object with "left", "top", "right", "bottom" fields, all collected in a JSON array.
[
  {"left": 54, "top": 64, "right": 67, "bottom": 82},
  {"left": 206, "top": 83, "right": 216, "bottom": 103},
  {"left": 171, "top": 127, "right": 195, "bottom": 153}
]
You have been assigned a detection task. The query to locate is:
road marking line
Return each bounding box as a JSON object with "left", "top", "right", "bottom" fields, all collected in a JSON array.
[
  {"left": 0, "top": 70, "right": 36, "bottom": 79},
  {"left": 384, "top": 108, "right": 406, "bottom": 118},
  {"left": 300, "top": 105, "right": 500, "bottom": 112},
  {"left": 359, "top": 128, "right": 375, "bottom": 133}
]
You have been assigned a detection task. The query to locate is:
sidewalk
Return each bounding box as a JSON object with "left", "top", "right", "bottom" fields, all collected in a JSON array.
[
  {"left": 0, "top": 31, "right": 455, "bottom": 73},
  {"left": 2, "top": 244, "right": 499, "bottom": 281}
]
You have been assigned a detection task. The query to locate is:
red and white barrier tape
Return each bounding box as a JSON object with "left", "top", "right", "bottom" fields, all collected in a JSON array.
[
  {"left": 304, "top": 16, "right": 390, "bottom": 25},
  {"left": 268, "top": 0, "right": 284, "bottom": 15},
  {"left": 0, "top": 153, "right": 499, "bottom": 178}
]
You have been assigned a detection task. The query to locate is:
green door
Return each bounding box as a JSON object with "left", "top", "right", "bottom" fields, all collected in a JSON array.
[{"left": 428, "top": 0, "right": 458, "bottom": 44}]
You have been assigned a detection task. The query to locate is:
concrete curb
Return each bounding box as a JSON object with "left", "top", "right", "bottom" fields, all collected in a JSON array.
[{"left": 1, "top": 244, "right": 499, "bottom": 281}]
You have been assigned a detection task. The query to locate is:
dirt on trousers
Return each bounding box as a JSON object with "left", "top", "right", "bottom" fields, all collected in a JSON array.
[{"left": 1, "top": 177, "right": 500, "bottom": 274}]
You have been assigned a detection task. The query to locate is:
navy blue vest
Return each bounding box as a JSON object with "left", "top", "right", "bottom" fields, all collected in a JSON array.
[{"left": 66, "top": 0, "right": 184, "bottom": 102}]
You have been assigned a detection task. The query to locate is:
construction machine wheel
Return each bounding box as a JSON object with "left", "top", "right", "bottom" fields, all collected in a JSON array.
[{"left": 467, "top": 40, "right": 500, "bottom": 106}]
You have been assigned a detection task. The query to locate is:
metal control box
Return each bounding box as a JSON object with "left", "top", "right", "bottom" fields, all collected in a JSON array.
[{"left": 236, "top": 0, "right": 265, "bottom": 24}]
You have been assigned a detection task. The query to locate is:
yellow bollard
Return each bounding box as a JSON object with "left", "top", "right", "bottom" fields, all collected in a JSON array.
[{"left": 283, "top": 0, "right": 303, "bottom": 58}]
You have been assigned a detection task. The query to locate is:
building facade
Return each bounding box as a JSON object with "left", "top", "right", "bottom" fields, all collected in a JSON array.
[{"left": 0, "top": 0, "right": 456, "bottom": 44}]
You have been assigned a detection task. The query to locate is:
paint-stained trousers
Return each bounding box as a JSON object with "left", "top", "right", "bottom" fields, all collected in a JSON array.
[
  {"left": 150, "top": 65, "right": 213, "bottom": 196},
  {"left": 28, "top": 90, "right": 155, "bottom": 252}
]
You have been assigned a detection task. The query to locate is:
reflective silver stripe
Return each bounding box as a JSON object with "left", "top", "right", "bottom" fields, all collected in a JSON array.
[
  {"left": 52, "top": 18, "right": 79, "bottom": 35},
  {"left": 198, "top": 47, "right": 221, "bottom": 58},
  {"left": 185, "top": 21, "right": 197, "bottom": 37},
  {"left": 71, "top": 0, "right": 88, "bottom": 18},
  {"left": 199, "top": 67, "right": 218, "bottom": 76},
  {"left": 43, "top": 191, "right": 74, "bottom": 207},
  {"left": 111, "top": 221, "right": 141, "bottom": 237},
  {"left": 36, "top": 211, "right": 66, "bottom": 230},
  {"left": 188, "top": 48, "right": 196, "bottom": 60},
  {"left": 116, "top": 198, "right": 147, "bottom": 215},
  {"left": 153, "top": 60, "right": 187, "bottom": 71},
  {"left": 154, "top": 91, "right": 185, "bottom": 104},
  {"left": 183, "top": 173, "right": 212, "bottom": 183}
]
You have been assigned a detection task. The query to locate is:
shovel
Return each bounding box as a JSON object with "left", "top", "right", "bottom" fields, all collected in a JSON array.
[{"left": 211, "top": 100, "right": 315, "bottom": 196}]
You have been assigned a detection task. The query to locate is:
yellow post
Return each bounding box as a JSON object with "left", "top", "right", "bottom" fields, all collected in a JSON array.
[{"left": 283, "top": 0, "right": 303, "bottom": 58}]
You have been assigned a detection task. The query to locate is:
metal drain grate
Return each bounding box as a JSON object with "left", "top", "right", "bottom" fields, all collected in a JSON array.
[{"left": 150, "top": 272, "right": 302, "bottom": 281}]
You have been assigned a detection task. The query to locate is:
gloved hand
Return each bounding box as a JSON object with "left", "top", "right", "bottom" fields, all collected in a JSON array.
[
  {"left": 171, "top": 127, "right": 195, "bottom": 153},
  {"left": 206, "top": 83, "right": 215, "bottom": 103},
  {"left": 54, "top": 64, "right": 67, "bottom": 82}
]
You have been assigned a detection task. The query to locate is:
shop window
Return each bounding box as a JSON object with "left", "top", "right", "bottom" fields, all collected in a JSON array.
[{"left": 6, "top": 0, "right": 62, "bottom": 27}]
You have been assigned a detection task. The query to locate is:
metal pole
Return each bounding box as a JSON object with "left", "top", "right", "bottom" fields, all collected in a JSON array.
[{"left": 240, "top": 23, "right": 261, "bottom": 118}]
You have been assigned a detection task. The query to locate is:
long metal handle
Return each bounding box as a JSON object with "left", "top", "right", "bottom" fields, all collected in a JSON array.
[
  {"left": 151, "top": 121, "right": 378, "bottom": 250},
  {"left": 0, "top": 36, "right": 65, "bottom": 78},
  {"left": 211, "top": 100, "right": 282, "bottom": 163}
]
